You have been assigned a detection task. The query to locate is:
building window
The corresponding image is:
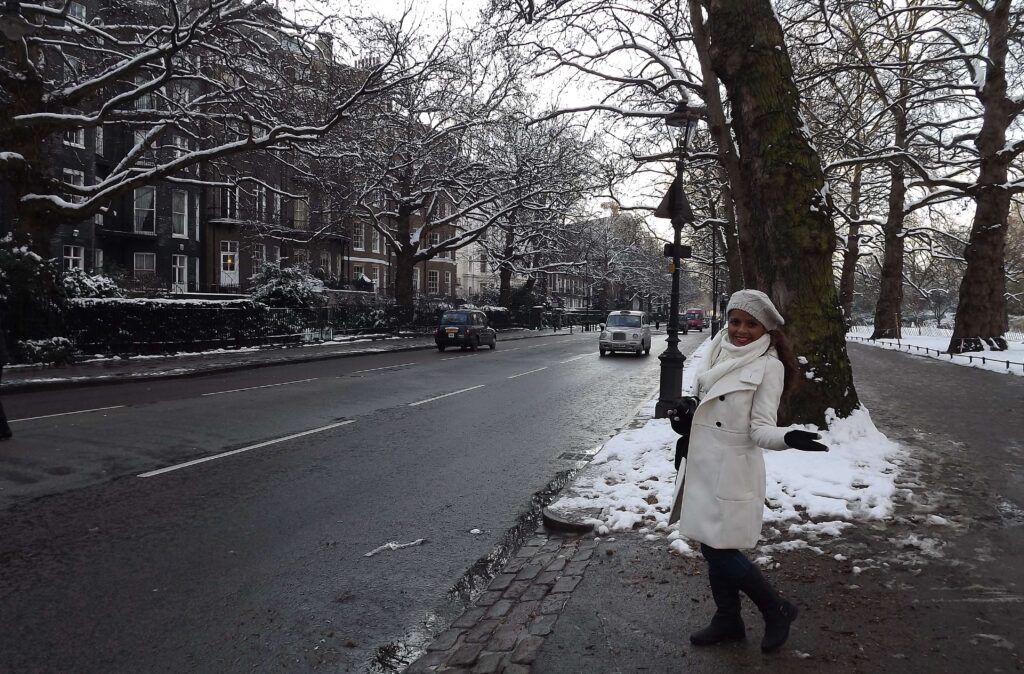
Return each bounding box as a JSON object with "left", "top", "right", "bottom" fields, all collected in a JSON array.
[
  {"left": 352, "top": 264, "right": 363, "bottom": 280},
  {"left": 133, "top": 186, "right": 156, "bottom": 232},
  {"left": 444, "top": 271, "right": 452, "bottom": 295},
  {"left": 94, "top": 248, "right": 103, "bottom": 272},
  {"left": 254, "top": 185, "right": 266, "bottom": 220},
  {"left": 95, "top": 126, "right": 104, "bottom": 155},
  {"left": 427, "top": 270, "right": 439, "bottom": 294},
  {"left": 172, "top": 190, "right": 188, "bottom": 237},
  {"left": 221, "top": 240, "right": 238, "bottom": 271},
  {"left": 479, "top": 258, "right": 487, "bottom": 273},
  {"left": 371, "top": 228, "right": 381, "bottom": 253},
  {"left": 272, "top": 193, "right": 282, "bottom": 223},
  {"left": 63, "top": 169, "right": 85, "bottom": 202},
  {"left": 293, "top": 249, "right": 309, "bottom": 266},
  {"left": 293, "top": 198, "right": 309, "bottom": 230},
  {"left": 172, "top": 254, "right": 187, "bottom": 291},
  {"left": 222, "top": 185, "right": 237, "bottom": 219},
  {"left": 320, "top": 251, "right": 330, "bottom": 273},
  {"left": 63, "top": 245, "right": 84, "bottom": 269},
  {"left": 68, "top": 1, "right": 86, "bottom": 20},
  {"left": 271, "top": 245, "right": 281, "bottom": 266},
  {"left": 134, "top": 251, "right": 156, "bottom": 274},
  {"left": 352, "top": 224, "right": 364, "bottom": 250},
  {"left": 64, "top": 126, "right": 85, "bottom": 148},
  {"left": 253, "top": 243, "right": 266, "bottom": 270},
  {"left": 136, "top": 74, "right": 156, "bottom": 110},
  {"left": 172, "top": 135, "right": 188, "bottom": 160},
  {"left": 370, "top": 266, "right": 379, "bottom": 291},
  {"left": 133, "top": 129, "right": 153, "bottom": 164},
  {"left": 412, "top": 268, "right": 420, "bottom": 292}
]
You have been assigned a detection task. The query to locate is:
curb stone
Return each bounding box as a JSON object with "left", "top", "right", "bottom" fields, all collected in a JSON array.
[
  {"left": 406, "top": 533, "right": 600, "bottom": 673},
  {"left": 1, "top": 330, "right": 581, "bottom": 394}
]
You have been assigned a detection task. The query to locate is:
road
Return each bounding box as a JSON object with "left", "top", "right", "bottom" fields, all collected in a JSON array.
[{"left": 0, "top": 330, "right": 706, "bottom": 672}]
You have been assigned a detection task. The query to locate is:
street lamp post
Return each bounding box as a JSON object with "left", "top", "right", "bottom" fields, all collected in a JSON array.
[{"left": 653, "top": 102, "right": 701, "bottom": 419}]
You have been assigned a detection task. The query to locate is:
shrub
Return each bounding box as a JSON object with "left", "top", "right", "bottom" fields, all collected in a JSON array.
[
  {"left": 250, "top": 264, "right": 325, "bottom": 308},
  {"left": 0, "top": 238, "right": 67, "bottom": 350},
  {"left": 62, "top": 267, "right": 124, "bottom": 299},
  {"left": 16, "top": 337, "right": 75, "bottom": 366}
]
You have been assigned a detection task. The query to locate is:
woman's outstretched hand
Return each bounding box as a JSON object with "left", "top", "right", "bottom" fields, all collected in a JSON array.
[
  {"left": 669, "top": 396, "right": 699, "bottom": 436},
  {"left": 784, "top": 430, "right": 829, "bottom": 452}
]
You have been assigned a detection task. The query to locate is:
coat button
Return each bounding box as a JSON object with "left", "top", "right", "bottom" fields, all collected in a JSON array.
[
  {"left": 715, "top": 421, "right": 722, "bottom": 427},
  {"left": 719, "top": 395, "right": 726, "bottom": 401}
]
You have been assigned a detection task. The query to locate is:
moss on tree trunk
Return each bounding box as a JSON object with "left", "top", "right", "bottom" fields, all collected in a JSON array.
[{"left": 705, "top": 0, "right": 859, "bottom": 425}]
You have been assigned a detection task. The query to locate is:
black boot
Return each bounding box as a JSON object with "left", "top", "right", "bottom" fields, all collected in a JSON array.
[
  {"left": 689, "top": 569, "right": 746, "bottom": 646},
  {"left": 736, "top": 566, "right": 798, "bottom": 653}
]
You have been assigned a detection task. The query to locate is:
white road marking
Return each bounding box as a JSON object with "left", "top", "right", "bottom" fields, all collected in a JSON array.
[
  {"left": 344, "top": 362, "right": 417, "bottom": 376},
  {"left": 408, "top": 385, "right": 485, "bottom": 406},
  {"left": 507, "top": 366, "right": 549, "bottom": 379},
  {"left": 10, "top": 405, "right": 126, "bottom": 423},
  {"left": 201, "top": 378, "right": 317, "bottom": 397},
  {"left": 558, "top": 354, "right": 589, "bottom": 364},
  {"left": 138, "top": 420, "right": 356, "bottom": 478}
]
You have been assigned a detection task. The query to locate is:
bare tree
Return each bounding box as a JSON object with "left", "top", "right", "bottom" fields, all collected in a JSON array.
[
  {"left": 946, "top": 0, "right": 1023, "bottom": 352},
  {"left": 0, "top": 0, "right": 425, "bottom": 253}
]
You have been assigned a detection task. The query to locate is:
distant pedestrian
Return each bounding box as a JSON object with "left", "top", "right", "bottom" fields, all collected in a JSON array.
[
  {"left": 0, "top": 313, "right": 11, "bottom": 441},
  {"left": 668, "top": 289, "right": 827, "bottom": 652}
]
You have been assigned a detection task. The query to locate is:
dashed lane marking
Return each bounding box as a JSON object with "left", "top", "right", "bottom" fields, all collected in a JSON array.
[
  {"left": 10, "top": 405, "right": 127, "bottom": 423},
  {"left": 201, "top": 378, "right": 318, "bottom": 396},
  {"left": 408, "top": 385, "right": 485, "bottom": 407},
  {"left": 342, "top": 362, "right": 417, "bottom": 376},
  {"left": 138, "top": 420, "right": 356, "bottom": 478},
  {"left": 507, "top": 366, "right": 549, "bottom": 379}
]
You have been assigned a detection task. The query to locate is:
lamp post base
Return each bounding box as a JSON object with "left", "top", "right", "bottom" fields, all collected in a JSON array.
[{"left": 655, "top": 345, "right": 686, "bottom": 419}]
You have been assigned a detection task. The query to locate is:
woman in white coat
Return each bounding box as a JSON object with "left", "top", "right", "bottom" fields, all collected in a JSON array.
[{"left": 669, "top": 289, "right": 827, "bottom": 653}]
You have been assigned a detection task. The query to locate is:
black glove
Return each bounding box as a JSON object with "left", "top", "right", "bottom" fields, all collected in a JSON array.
[
  {"left": 668, "top": 396, "right": 698, "bottom": 436},
  {"left": 784, "top": 430, "right": 829, "bottom": 452},
  {"left": 674, "top": 435, "right": 689, "bottom": 470}
]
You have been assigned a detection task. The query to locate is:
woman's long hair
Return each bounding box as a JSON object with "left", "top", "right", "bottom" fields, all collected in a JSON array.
[{"left": 769, "top": 329, "right": 800, "bottom": 398}]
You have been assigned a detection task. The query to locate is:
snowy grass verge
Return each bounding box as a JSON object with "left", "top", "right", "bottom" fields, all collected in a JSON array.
[
  {"left": 554, "top": 338, "right": 905, "bottom": 558},
  {"left": 847, "top": 332, "right": 1024, "bottom": 377}
]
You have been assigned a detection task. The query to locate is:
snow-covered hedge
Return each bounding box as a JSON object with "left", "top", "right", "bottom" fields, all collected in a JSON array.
[
  {"left": 249, "top": 264, "right": 325, "bottom": 309},
  {"left": 16, "top": 337, "right": 74, "bottom": 366},
  {"left": 66, "top": 298, "right": 310, "bottom": 356}
]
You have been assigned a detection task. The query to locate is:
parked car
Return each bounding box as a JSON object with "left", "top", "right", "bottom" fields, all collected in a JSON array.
[
  {"left": 684, "top": 308, "right": 706, "bottom": 332},
  {"left": 435, "top": 310, "right": 497, "bottom": 352},
  {"left": 599, "top": 310, "right": 652, "bottom": 357}
]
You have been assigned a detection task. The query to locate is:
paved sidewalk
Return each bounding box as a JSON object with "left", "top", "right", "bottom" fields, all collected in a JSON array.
[
  {"left": 408, "top": 341, "right": 1024, "bottom": 673},
  {"left": 1, "top": 327, "right": 581, "bottom": 393}
]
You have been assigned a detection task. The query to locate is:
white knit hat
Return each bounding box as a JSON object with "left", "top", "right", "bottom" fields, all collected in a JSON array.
[{"left": 726, "top": 289, "right": 785, "bottom": 331}]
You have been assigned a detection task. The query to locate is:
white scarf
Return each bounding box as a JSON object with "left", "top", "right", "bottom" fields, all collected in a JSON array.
[{"left": 695, "top": 330, "right": 772, "bottom": 399}]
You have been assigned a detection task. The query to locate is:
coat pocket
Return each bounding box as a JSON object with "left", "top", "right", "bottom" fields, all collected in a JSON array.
[{"left": 715, "top": 453, "right": 755, "bottom": 501}]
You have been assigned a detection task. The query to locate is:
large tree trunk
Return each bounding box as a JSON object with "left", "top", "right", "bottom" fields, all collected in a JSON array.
[
  {"left": 949, "top": 0, "right": 1014, "bottom": 354},
  {"left": 499, "top": 218, "right": 516, "bottom": 306},
  {"left": 870, "top": 127, "right": 908, "bottom": 340},
  {"left": 705, "top": 0, "right": 859, "bottom": 425},
  {"left": 838, "top": 165, "right": 863, "bottom": 319},
  {"left": 688, "top": 0, "right": 747, "bottom": 291}
]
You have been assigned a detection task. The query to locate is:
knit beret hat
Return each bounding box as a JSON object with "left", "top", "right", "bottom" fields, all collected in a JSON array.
[{"left": 726, "top": 289, "right": 785, "bottom": 331}]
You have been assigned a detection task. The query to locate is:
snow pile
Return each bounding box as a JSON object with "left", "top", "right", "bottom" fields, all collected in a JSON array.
[{"left": 553, "top": 338, "right": 906, "bottom": 556}]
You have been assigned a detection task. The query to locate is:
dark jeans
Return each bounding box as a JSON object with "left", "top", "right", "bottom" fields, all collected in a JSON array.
[{"left": 700, "top": 543, "right": 753, "bottom": 583}]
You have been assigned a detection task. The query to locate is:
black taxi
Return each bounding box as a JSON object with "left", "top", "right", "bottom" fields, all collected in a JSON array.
[{"left": 434, "top": 310, "right": 498, "bottom": 352}]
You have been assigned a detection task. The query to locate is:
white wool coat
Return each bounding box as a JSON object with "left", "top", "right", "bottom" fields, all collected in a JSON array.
[{"left": 670, "top": 352, "right": 790, "bottom": 549}]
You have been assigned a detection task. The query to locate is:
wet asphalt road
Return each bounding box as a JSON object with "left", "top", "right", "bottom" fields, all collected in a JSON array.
[{"left": 0, "top": 330, "right": 707, "bottom": 672}]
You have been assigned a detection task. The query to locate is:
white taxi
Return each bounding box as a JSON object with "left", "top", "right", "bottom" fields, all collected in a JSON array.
[{"left": 599, "top": 310, "right": 652, "bottom": 357}]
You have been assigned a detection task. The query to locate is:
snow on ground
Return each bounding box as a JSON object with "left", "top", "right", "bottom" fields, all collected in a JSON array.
[
  {"left": 553, "top": 337, "right": 906, "bottom": 558},
  {"left": 847, "top": 326, "right": 1024, "bottom": 377}
]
